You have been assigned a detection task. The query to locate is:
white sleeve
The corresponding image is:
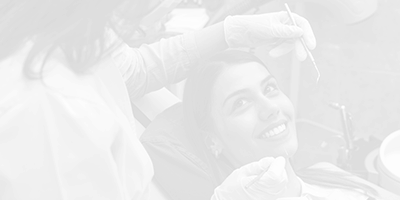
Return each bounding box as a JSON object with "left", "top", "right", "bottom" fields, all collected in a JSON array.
[{"left": 112, "top": 32, "right": 200, "bottom": 100}]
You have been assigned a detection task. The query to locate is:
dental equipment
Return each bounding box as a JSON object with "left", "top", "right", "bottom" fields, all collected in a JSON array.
[
  {"left": 329, "top": 102, "right": 356, "bottom": 170},
  {"left": 245, "top": 149, "right": 289, "bottom": 189},
  {"left": 284, "top": 3, "right": 320, "bottom": 83},
  {"left": 329, "top": 102, "right": 355, "bottom": 151}
]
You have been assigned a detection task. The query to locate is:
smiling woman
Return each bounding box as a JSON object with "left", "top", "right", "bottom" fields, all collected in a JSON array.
[
  {"left": 179, "top": 50, "right": 397, "bottom": 199},
  {"left": 183, "top": 50, "right": 382, "bottom": 199},
  {"left": 139, "top": 50, "right": 400, "bottom": 199}
]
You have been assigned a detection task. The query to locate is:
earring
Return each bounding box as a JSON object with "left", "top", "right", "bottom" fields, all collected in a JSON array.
[{"left": 214, "top": 149, "right": 219, "bottom": 159}]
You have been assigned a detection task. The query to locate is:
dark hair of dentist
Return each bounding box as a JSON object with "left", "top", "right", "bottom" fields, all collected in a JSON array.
[
  {"left": 183, "top": 50, "right": 377, "bottom": 199},
  {"left": 1, "top": 0, "right": 146, "bottom": 75}
]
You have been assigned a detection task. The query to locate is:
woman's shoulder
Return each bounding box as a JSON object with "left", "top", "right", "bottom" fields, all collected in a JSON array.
[
  {"left": 299, "top": 176, "right": 369, "bottom": 200},
  {"left": 302, "top": 162, "right": 399, "bottom": 199}
]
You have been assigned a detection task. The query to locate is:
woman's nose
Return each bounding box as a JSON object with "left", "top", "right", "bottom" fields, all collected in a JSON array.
[{"left": 257, "top": 98, "right": 279, "bottom": 121}]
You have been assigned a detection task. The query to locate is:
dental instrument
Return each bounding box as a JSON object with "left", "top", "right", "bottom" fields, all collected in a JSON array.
[
  {"left": 284, "top": 3, "right": 320, "bottom": 83},
  {"left": 244, "top": 148, "right": 289, "bottom": 190}
]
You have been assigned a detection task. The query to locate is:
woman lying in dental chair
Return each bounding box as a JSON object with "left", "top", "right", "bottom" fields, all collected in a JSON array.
[{"left": 140, "top": 50, "right": 399, "bottom": 200}]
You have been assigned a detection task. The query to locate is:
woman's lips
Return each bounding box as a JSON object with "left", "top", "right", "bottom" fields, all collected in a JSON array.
[{"left": 260, "top": 123, "right": 286, "bottom": 138}]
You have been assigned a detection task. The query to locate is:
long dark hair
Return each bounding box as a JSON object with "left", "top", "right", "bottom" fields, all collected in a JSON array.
[
  {"left": 182, "top": 50, "right": 378, "bottom": 198},
  {"left": 182, "top": 49, "right": 273, "bottom": 185},
  {"left": 0, "top": 0, "right": 149, "bottom": 78}
]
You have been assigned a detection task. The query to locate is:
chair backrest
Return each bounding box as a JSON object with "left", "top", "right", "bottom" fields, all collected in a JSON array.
[
  {"left": 132, "top": 87, "right": 182, "bottom": 200},
  {"left": 132, "top": 87, "right": 181, "bottom": 137}
]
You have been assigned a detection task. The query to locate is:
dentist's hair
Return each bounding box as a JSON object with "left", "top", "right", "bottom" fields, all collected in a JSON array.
[
  {"left": 0, "top": 0, "right": 149, "bottom": 78},
  {"left": 182, "top": 50, "right": 378, "bottom": 198}
]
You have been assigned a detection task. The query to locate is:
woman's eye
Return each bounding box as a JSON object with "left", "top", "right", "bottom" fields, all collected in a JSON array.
[
  {"left": 264, "top": 85, "right": 277, "bottom": 95},
  {"left": 232, "top": 99, "right": 247, "bottom": 111}
]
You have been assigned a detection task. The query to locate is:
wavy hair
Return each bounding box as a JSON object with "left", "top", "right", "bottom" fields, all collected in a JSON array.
[
  {"left": 183, "top": 50, "right": 274, "bottom": 184},
  {"left": 0, "top": 0, "right": 150, "bottom": 78}
]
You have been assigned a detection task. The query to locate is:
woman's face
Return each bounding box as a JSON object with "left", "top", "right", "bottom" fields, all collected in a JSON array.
[{"left": 210, "top": 62, "right": 297, "bottom": 167}]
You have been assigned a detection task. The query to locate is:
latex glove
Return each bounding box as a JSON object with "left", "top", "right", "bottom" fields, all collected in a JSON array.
[
  {"left": 211, "top": 156, "right": 291, "bottom": 200},
  {"left": 224, "top": 11, "right": 316, "bottom": 61}
]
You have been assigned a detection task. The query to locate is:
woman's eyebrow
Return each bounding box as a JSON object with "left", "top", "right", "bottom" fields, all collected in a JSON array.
[
  {"left": 261, "top": 75, "right": 274, "bottom": 85},
  {"left": 222, "top": 75, "right": 273, "bottom": 107},
  {"left": 222, "top": 89, "right": 249, "bottom": 107}
]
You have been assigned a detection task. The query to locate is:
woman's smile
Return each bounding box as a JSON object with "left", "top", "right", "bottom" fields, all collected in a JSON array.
[
  {"left": 254, "top": 115, "right": 295, "bottom": 147},
  {"left": 258, "top": 120, "right": 288, "bottom": 140}
]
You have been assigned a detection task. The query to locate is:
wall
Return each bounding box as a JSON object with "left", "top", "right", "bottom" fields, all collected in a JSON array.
[
  {"left": 298, "top": 0, "right": 400, "bottom": 140},
  {"left": 256, "top": 0, "right": 400, "bottom": 168},
  {"left": 256, "top": 0, "right": 400, "bottom": 141}
]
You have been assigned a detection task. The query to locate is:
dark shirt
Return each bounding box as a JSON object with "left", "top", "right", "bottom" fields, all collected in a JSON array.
[{"left": 140, "top": 103, "right": 217, "bottom": 200}]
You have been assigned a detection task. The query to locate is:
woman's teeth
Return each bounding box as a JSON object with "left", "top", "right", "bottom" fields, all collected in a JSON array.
[{"left": 261, "top": 124, "right": 286, "bottom": 139}]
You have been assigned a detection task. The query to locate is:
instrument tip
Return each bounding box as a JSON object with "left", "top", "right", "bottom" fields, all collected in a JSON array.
[
  {"left": 284, "top": 148, "right": 288, "bottom": 157},
  {"left": 312, "top": 61, "right": 320, "bottom": 84}
]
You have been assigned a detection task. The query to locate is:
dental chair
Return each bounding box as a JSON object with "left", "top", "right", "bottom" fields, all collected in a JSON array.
[{"left": 132, "top": 87, "right": 182, "bottom": 200}]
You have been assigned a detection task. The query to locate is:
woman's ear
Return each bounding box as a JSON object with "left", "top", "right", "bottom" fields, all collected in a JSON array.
[
  {"left": 210, "top": 135, "right": 224, "bottom": 152},
  {"left": 210, "top": 134, "right": 224, "bottom": 159},
  {"left": 202, "top": 131, "right": 224, "bottom": 158}
]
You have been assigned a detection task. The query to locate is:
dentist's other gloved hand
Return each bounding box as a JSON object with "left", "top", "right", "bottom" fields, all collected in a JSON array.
[
  {"left": 224, "top": 11, "right": 316, "bottom": 61},
  {"left": 211, "top": 156, "right": 304, "bottom": 200}
]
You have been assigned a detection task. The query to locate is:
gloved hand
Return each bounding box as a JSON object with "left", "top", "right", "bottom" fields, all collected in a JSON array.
[
  {"left": 211, "top": 156, "right": 305, "bottom": 200},
  {"left": 223, "top": 11, "right": 316, "bottom": 61}
]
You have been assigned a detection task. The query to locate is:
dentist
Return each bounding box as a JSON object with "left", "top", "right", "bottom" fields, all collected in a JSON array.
[{"left": 0, "top": 0, "right": 315, "bottom": 199}]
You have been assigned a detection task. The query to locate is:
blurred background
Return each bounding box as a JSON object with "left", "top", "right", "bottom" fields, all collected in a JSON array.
[
  {"left": 249, "top": 0, "right": 400, "bottom": 177},
  {"left": 134, "top": 0, "right": 400, "bottom": 190}
]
